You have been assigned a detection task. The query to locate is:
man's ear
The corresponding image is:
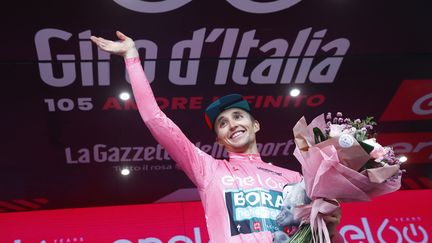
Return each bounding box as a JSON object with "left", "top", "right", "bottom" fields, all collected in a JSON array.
[{"left": 254, "top": 120, "right": 260, "bottom": 133}]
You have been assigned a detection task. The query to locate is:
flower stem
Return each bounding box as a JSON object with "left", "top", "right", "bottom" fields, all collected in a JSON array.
[{"left": 288, "top": 224, "right": 313, "bottom": 243}]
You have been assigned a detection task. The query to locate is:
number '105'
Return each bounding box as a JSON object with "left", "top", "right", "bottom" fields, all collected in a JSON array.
[{"left": 44, "top": 98, "right": 93, "bottom": 112}]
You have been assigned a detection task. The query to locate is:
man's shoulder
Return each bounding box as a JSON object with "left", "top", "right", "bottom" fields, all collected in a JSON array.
[
  {"left": 257, "top": 162, "right": 301, "bottom": 179},
  {"left": 274, "top": 165, "right": 300, "bottom": 177}
]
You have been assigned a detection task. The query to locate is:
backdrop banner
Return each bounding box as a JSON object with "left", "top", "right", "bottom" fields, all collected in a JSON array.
[
  {"left": 1, "top": 0, "right": 431, "bottom": 212},
  {"left": 0, "top": 189, "right": 430, "bottom": 243}
]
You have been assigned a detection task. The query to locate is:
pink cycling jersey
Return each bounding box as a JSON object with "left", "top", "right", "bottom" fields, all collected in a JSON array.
[{"left": 126, "top": 57, "right": 304, "bottom": 242}]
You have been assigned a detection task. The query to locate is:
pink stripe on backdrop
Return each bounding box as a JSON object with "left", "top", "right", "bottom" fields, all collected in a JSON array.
[
  {"left": 32, "top": 198, "right": 49, "bottom": 204},
  {"left": 0, "top": 201, "right": 27, "bottom": 211},
  {"left": 12, "top": 199, "right": 42, "bottom": 209}
]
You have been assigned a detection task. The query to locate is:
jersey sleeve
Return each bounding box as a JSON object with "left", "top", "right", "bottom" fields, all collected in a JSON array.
[{"left": 125, "top": 57, "right": 217, "bottom": 189}]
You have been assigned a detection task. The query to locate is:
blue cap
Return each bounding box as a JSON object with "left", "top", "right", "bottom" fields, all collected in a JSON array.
[{"left": 204, "top": 94, "right": 251, "bottom": 130}]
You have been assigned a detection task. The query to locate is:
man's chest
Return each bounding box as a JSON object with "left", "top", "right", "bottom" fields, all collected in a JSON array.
[{"left": 212, "top": 164, "right": 289, "bottom": 192}]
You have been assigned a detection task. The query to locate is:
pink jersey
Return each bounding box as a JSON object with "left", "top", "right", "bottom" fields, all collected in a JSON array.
[{"left": 126, "top": 57, "right": 303, "bottom": 242}]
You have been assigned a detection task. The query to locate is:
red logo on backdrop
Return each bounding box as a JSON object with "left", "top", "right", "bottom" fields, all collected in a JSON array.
[
  {"left": 376, "top": 133, "right": 432, "bottom": 163},
  {"left": 339, "top": 189, "right": 432, "bottom": 243},
  {"left": 380, "top": 80, "right": 432, "bottom": 121},
  {"left": 340, "top": 216, "right": 429, "bottom": 242}
]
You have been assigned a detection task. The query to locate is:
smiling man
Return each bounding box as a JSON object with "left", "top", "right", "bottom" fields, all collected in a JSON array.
[
  {"left": 205, "top": 94, "right": 260, "bottom": 154},
  {"left": 215, "top": 108, "right": 258, "bottom": 154},
  {"left": 91, "top": 31, "right": 341, "bottom": 243}
]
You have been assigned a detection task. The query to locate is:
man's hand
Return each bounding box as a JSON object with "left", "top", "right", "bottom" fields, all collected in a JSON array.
[
  {"left": 90, "top": 31, "right": 138, "bottom": 58},
  {"left": 322, "top": 201, "right": 341, "bottom": 237}
]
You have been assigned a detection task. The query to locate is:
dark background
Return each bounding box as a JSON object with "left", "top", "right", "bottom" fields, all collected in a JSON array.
[{"left": 0, "top": 0, "right": 431, "bottom": 212}]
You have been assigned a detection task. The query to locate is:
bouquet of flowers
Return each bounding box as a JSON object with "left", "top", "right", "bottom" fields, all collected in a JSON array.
[{"left": 283, "top": 112, "right": 404, "bottom": 243}]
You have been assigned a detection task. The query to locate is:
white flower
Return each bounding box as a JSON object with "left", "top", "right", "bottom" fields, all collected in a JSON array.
[
  {"left": 363, "top": 138, "right": 387, "bottom": 160},
  {"left": 329, "top": 124, "right": 345, "bottom": 137},
  {"left": 329, "top": 124, "right": 355, "bottom": 137}
]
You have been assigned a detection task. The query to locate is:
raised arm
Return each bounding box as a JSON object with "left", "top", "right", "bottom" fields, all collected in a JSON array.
[
  {"left": 91, "top": 32, "right": 217, "bottom": 188},
  {"left": 91, "top": 31, "right": 159, "bottom": 119}
]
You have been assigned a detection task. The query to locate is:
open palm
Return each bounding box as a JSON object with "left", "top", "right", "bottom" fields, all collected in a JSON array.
[{"left": 90, "top": 31, "right": 137, "bottom": 57}]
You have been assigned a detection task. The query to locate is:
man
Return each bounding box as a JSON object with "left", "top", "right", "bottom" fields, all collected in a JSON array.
[{"left": 91, "top": 31, "right": 341, "bottom": 242}]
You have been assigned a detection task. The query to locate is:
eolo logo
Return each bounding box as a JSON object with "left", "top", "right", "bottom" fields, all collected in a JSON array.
[{"left": 113, "top": 0, "right": 303, "bottom": 14}]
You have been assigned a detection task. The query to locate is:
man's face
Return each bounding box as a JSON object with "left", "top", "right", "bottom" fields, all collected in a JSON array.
[{"left": 214, "top": 108, "right": 260, "bottom": 153}]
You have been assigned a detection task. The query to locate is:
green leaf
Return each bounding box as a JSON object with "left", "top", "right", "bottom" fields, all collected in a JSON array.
[
  {"left": 359, "top": 141, "right": 374, "bottom": 154},
  {"left": 313, "top": 127, "right": 327, "bottom": 144}
]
